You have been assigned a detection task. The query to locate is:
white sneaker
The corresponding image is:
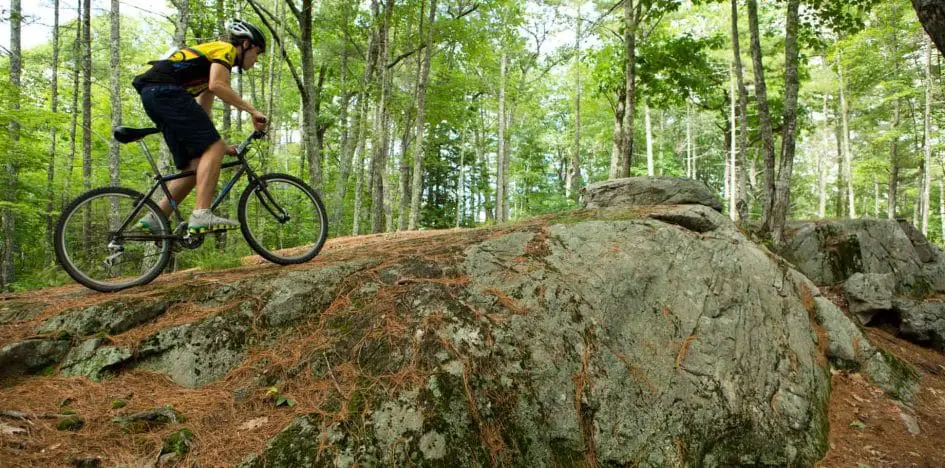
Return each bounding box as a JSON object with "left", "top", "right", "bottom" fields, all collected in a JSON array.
[
  {"left": 188, "top": 209, "right": 239, "bottom": 234},
  {"left": 136, "top": 212, "right": 164, "bottom": 234}
]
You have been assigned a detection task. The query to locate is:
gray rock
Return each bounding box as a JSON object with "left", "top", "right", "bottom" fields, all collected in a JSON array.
[
  {"left": 257, "top": 260, "right": 374, "bottom": 329},
  {"left": 779, "top": 219, "right": 936, "bottom": 296},
  {"left": 0, "top": 339, "right": 71, "bottom": 377},
  {"left": 0, "top": 300, "right": 46, "bottom": 324},
  {"left": 252, "top": 211, "right": 831, "bottom": 466},
  {"left": 112, "top": 406, "right": 184, "bottom": 433},
  {"left": 582, "top": 177, "right": 723, "bottom": 211},
  {"left": 59, "top": 338, "right": 133, "bottom": 380},
  {"left": 135, "top": 307, "right": 253, "bottom": 388},
  {"left": 812, "top": 296, "right": 919, "bottom": 400},
  {"left": 897, "top": 219, "right": 939, "bottom": 263},
  {"left": 843, "top": 273, "right": 895, "bottom": 324},
  {"left": 646, "top": 204, "right": 734, "bottom": 234},
  {"left": 37, "top": 297, "right": 173, "bottom": 337},
  {"left": 892, "top": 299, "right": 945, "bottom": 352}
]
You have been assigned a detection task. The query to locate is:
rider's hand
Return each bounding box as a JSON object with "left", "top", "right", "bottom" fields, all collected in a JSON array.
[
  {"left": 251, "top": 111, "right": 268, "bottom": 131},
  {"left": 225, "top": 144, "right": 238, "bottom": 155}
]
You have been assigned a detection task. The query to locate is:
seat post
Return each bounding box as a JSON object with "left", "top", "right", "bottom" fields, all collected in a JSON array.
[{"left": 138, "top": 140, "right": 164, "bottom": 178}]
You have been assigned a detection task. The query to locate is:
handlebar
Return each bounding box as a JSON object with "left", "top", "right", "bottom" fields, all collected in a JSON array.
[{"left": 235, "top": 130, "right": 267, "bottom": 155}]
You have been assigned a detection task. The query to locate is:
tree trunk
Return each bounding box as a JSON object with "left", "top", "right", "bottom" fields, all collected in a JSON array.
[
  {"left": 686, "top": 102, "right": 694, "bottom": 179},
  {"left": 408, "top": 0, "right": 437, "bottom": 230},
  {"left": 645, "top": 100, "right": 654, "bottom": 177},
  {"left": 923, "top": 37, "right": 933, "bottom": 235},
  {"left": 172, "top": 0, "right": 189, "bottom": 47},
  {"left": 747, "top": 0, "right": 777, "bottom": 227},
  {"left": 2, "top": 0, "right": 22, "bottom": 289},
  {"left": 352, "top": 114, "right": 368, "bottom": 236},
  {"left": 371, "top": 0, "right": 395, "bottom": 233},
  {"left": 912, "top": 0, "right": 945, "bottom": 56},
  {"left": 768, "top": 0, "right": 801, "bottom": 246},
  {"left": 940, "top": 178, "right": 944, "bottom": 242},
  {"left": 819, "top": 94, "right": 829, "bottom": 219},
  {"left": 731, "top": 0, "right": 750, "bottom": 220},
  {"left": 889, "top": 100, "right": 902, "bottom": 219},
  {"left": 397, "top": 108, "right": 413, "bottom": 230},
  {"left": 569, "top": 8, "right": 583, "bottom": 200},
  {"left": 46, "top": 0, "right": 61, "bottom": 259},
  {"left": 835, "top": 100, "right": 846, "bottom": 217},
  {"left": 609, "top": 93, "right": 624, "bottom": 180},
  {"left": 728, "top": 65, "right": 737, "bottom": 221},
  {"left": 308, "top": 64, "right": 328, "bottom": 190},
  {"left": 63, "top": 0, "right": 81, "bottom": 207},
  {"left": 109, "top": 0, "right": 121, "bottom": 190},
  {"left": 298, "top": 0, "right": 321, "bottom": 189},
  {"left": 838, "top": 49, "right": 856, "bottom": 218},
  {"left": 81, "top": 0, "right": 93, "bottom": 256},
  {"left": 620, "top": 0, "right": 637, "bottom": 178},
  {"left": 874, "top": 178, "right": 880, "bottom": 218},
  {"left": 496, "top": 52, "right": 508, "bottom": 223}
]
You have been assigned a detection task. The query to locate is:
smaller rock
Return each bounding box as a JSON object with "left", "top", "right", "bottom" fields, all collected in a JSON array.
[
  {"left": 158, "top": 453, "right": 180, "bottom": 467},
  {"left": 57, "top": 416, "right": 85, "bottom": 432},
  {"left": 69, "top": 456, "right": 102, "bottom": 468},
  {"left": 113, "top": 406, "right": 184, "bottom": 434},
  {"left": 0, "top": 340, "right": 71, "bottom": 378},
  {"left": 59, "top": 339, "right": 132, "bottom": 380},
  {"left": 843, "top": 273, "right": 895, "bottom": 324},
  {"left": 582, "top": 177, "right": 723, "bottom": 211},
  {"left": 162, "top": 428, "right": 195, "bottom": 457},
  {"left": 647, "top": 204, "right": 732, "bottom": 234},
  {"left": 893, "top": 299, "right": 945, "bottom": 352},
  {"left": 895, "top": 404, "right": 921, "bottom": 435},
  {"left": 896, "top": 220, "right": 939, "bottom": 264}
]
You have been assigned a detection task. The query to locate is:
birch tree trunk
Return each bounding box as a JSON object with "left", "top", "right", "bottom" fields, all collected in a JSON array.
[
  {"left": 839, "top": 49, "right": 856, "bottom": 218},
  {"left": 2, "top": 0, "right": 22, "bottom": 289},
  {"left": 609, "top": 95, "right": 624, "bottom": 180},
  {"left": 819, "top": 95, "right": 829, "bottom": 219},
  {"left": 729, "top": 65, "right": 737, "bottom": 221},
  {"left": 746, "top": 0, "right": 777, "bottom": 226},
  {"left": 889, "top": 99, "right": 902, "bottom": 219},
  {"left": 408, "top": 0, "right": 437, "bottom": 230},
  {"left": 922, "top": 37, "right": 933, "bottom": 235},
  {"left": 496, "top": 52, "right": 508, "bottom": 223},
  {"left": 731, "top": 0, "right": 750, "bottom": 220},
  {"left": 109, "top": 0, "right": 121, "bottom": 190},
  {"left": 46, "top": 0, "right": 61, "bottom": 257},
  {"left": 569, "top": 7, "right": 583, "bottom": 200},
  {"left": 768, "top": 0, "right": 801, "bottom": 246},
  {"left": 686, "top": 102, "right": 694, "bottom": 179},
  {"left": 645, "top": 100, "right": 654, "bottom": 177}
]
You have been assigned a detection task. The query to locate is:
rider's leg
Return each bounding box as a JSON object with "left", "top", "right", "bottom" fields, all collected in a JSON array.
[
  {"left": 194, "top": 140, "right": 228, "bottom": 210},
  {"left": 156, "top": 158, "right": 200, "bottom": 215}
]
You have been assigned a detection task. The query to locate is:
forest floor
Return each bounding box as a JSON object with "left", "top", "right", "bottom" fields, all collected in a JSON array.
[{"left": 0, "top": 228, "right": 943, "bottom": 466}]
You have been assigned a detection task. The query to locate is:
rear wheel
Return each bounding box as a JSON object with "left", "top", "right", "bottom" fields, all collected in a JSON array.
[
  {"left": 238, "top": 173, "right": 328, "bottom": 265},
  {"left": 54, "top": 187, "right": 171, "bottom": 292}
]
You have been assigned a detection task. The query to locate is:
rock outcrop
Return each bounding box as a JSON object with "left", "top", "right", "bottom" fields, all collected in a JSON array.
[{"left": 1, "top": 178, "right": 925, "bottom": 467}]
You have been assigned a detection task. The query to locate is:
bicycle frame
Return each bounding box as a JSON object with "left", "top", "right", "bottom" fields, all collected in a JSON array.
[{"left": 112, "top": 130, "right": 287, "bottom": 243}]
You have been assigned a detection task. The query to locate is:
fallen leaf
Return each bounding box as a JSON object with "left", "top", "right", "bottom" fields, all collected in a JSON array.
[{"left": 238, "top": 417, "right": 268, "bottom": 431}]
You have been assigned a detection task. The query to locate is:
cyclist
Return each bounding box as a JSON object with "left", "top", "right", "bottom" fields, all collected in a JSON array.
[{"left": 133, "top": 20, "right": 269, "bottom": 234}]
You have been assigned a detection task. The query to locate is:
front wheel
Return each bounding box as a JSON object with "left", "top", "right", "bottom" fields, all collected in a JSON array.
[
  {"left": 54, "top": 187, "right": 171, "bottom": 292},
  {"left": 238, "top": 173, "right": 328, "bottom": 265}
]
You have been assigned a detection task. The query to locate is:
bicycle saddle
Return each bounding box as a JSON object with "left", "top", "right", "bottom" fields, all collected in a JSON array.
[{"left": 113, "top": 126, "right": 161, "bottom": 144}]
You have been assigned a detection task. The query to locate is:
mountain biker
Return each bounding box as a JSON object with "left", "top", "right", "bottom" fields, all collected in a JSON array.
[{"left": 133, "top": 20, "right": 269, "bottom": 234}]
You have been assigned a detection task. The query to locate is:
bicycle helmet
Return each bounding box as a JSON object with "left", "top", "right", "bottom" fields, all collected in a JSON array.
[{"left": 228, "top": 19, "right": 266, "bottom": 53}]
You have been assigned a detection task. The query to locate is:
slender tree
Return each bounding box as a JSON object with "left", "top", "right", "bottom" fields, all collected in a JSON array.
[
  {"left": 2, "top": 0, "right": 22, "bottom": 290},
  {"left": 109, "top": 0, "right": 122, "bottom": 190},
  {"left": 46, "top": 0, "right": 61, "bottom": 257},
  {"left": 731, "top": 0, "right": 750, "bottom": 220},
  {"left": 922, "top": 37, "right": 933, "bottom": 234},
  {"left": 768, "top": 0, "right": 801, "bottom": 245},
  {"left": 408, "top": 0, "right": 438, "bottom": 230},
  {"left": 746, "top": 0, "right": 777, "bottom": 225}
]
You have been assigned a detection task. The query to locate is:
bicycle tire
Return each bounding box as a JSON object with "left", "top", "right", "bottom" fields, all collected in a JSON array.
[
  {"left": 237, "top": 173, "right": 328, "bottom": 265},
  {"left": 54, "top": 186, "right": 171, "bottom": 292}
]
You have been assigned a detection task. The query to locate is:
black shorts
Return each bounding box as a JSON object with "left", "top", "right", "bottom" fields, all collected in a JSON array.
[{"left": 139, "top": 84, "right": 221, "bottom": 170}]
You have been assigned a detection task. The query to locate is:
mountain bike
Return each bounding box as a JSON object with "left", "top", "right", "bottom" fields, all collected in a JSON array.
[{"left": 54, "top": 127, "right": 328, "bottom": 292}]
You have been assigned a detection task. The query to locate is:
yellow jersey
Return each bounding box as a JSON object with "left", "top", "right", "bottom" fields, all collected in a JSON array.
[{"left": 133, "top": 41, "right": 237, "bottom": 96}]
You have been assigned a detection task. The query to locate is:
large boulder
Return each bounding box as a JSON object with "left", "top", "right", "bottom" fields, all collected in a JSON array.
[
  {"left": 244, "top": 205, "right": 831, "bottom": 467},
  {"left": 582, "top": 177, "right": 723, "bottom": 211}
]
